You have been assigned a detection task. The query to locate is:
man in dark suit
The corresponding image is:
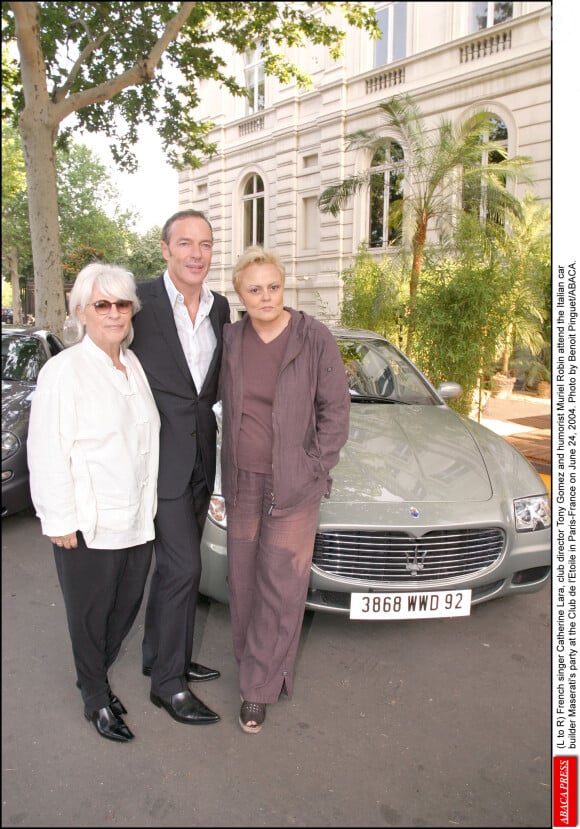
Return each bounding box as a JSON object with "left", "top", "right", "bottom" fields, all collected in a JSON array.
[{"left": 131, "top": 209, "right": 230, "bottom": 725}]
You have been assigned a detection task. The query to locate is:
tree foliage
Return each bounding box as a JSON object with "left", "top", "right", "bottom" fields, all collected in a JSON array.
[
  {"left": 339, "top": 243, "right": 408, "bottom": 348},
  {"left": 56, "top": 142, "right": 136, "bottom": 274},
  {"left": 339, "top": 203, "right": 551, "bottom": 416},
  {"left": 2, "top": 121, "right": 29, "bottom": 322},
  {"left": 319, "top": 94, "right": 534, "bottom": 353},
  {"left": 63, "top": 244, "right": 108, "bottom": 281},
  {"left": 126, "top": 225, "right": 167, "bottom": 280},
  {"left": 493, "top": 195, "right": 551, "bottom": 375},
  {"left": 411, "top": 257, "right": 510, "bottom": 417},
  {"left": 2, "top": 1, "right": 378, "bottom": 332},
  {"left": 2, "top": 131, "right": 137, "bottom": 283}
]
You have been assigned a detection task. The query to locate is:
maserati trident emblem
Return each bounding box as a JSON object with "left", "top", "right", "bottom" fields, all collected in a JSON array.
[
  {"left": 410, "top": 506, "right": 419, "bottom": 518},
  {"left": 405, "top": 544, "right": 427, "bottom": 576}
]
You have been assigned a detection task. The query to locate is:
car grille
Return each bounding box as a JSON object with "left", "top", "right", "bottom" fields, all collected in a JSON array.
[{"left": 312, "top": 528, "right": 505, "bottom": 582}]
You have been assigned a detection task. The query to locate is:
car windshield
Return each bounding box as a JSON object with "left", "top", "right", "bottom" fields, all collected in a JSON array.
[
  {"left": 2, "top": 336, "right": 48, "bottom": 382},
  {"left": 336, "top": 336, "right": 439, "bottom": 405}
]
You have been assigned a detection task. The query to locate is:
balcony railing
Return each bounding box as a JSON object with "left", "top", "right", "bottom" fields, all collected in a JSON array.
[
  {"left": 239, "top": 115, "right": 265, "bottom": 137},
  {"left": 459, "top": 29, "right": 512, "bottom": 63},
  {"left": 365, "top": 67, "right": 406, "bottom": 95}
]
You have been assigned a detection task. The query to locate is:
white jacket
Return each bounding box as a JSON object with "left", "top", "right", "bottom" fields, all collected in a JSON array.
[{"left": 27, "top": 335, "right": 160, "bottom": 549}]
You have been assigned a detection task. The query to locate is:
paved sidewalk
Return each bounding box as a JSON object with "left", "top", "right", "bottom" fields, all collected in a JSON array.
[{"left": 472, "top": 391, "right": 551, "bottom": 475}]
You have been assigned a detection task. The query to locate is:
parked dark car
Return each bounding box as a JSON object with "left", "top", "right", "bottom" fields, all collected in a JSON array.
[
  {"left": 200, "top": 328, "right": 551, "bottom": 620},
  {"left": 2, "top": 327, "right": 65, "bottom": 517}
]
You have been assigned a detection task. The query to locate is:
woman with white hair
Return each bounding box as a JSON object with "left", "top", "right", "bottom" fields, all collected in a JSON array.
[{"left": 27, "top": 262, "right": 160, "bottom": 743}]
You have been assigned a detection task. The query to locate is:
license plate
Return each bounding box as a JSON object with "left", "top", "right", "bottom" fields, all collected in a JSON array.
[{"left": 350, "top": 589, "right": 472, "bottom": 620}]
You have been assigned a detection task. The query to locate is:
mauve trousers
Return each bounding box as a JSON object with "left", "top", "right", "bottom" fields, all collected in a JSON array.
[{"left": 226, "top": 470, "right": 320, "bottom": 703}]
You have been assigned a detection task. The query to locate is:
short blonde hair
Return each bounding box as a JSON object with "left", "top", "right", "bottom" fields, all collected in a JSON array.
[
  {"left": 232, "top": 246, "right": 286, "bottom": 293},
  {"left": 67, "top": 262, "right": 140, "bottom": 348}
]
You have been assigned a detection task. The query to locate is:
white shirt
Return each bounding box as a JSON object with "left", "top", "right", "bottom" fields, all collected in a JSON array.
[
  {"left": 27, "top": 335, "right": 160, "bottom": 549},
  {"left": 164, "top": 271, "right": 216, "bottom": 392}
]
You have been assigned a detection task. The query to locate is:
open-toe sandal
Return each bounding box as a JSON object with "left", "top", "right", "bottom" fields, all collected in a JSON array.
[{"left": 239, "top": 700, "right": 266, "bottom": 734}]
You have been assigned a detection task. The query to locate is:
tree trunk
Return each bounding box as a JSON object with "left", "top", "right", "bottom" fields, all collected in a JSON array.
[
  {"left": 405, "top": 215, "right": 427, "bottom": 354},
  {"left": 7, "top": 246, "right": 24, "bottom": 325},
  {"left": 10, "top": 0, "right": 195, "bottom": 335},
  {"left": 19, "top": 112, "right": 65, "bottom": 333},
  {"left": 501, "top": 341, "right": 511, "bottom": 375},
  {"left": 14, "top": 1, "right": 66, "bottom": 333},
  {"left": 500, "top": 308, "right": 517, "bottom": 374}
]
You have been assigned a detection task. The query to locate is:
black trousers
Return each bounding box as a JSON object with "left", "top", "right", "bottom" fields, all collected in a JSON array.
[
  {"left": 142, "top": 461, "right": 210, "bottom": 697},
  {"left": 53, "top": 534, "right": 153, "bottom": 715}
]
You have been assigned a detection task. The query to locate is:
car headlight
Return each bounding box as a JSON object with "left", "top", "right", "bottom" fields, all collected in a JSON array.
[
  {"left": 514, "top": 495, "right": 551, "bottom": 532},
  {"left": 208, "top": 495, "right": 227, "bottom": 528},
  {"left": 2, "top": 431, "right": 21, "bottom": 462}
]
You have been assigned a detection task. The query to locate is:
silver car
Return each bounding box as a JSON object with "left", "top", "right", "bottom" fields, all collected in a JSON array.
[{"left": 200, "top": 329, "right": 551, "bottom": 621}]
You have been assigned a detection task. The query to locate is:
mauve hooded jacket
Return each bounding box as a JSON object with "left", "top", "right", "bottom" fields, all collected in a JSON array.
[{"left": 219, "top": 308, "right": 350, "bottom": 515}]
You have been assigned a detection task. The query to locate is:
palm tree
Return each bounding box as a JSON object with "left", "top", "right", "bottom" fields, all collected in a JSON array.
[
  {"left": 494, "top": 194, "right": 551, "bottom": 377},
  {"left": 318, "top": 94, "right": 533, "bottom": 353}
]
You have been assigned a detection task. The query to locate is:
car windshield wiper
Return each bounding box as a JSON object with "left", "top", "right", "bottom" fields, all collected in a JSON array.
[{"left": 350, "top": 394, "right": 410, "bottom": 404}]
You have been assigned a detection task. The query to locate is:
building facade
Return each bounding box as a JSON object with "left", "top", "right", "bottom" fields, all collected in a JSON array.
[{"left": 178, "top": 1, "right": 551, "bottom": 322}]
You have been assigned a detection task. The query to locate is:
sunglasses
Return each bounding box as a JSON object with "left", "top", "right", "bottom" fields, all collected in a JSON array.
[{"left": 88, "top": 300, "right": 133, "bottom": 315}]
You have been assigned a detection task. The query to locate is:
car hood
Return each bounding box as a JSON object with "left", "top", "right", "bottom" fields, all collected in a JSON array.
[
  {"left": 1, "top": 380, "right": 35, "bottom": 432},
  {"left": 330, "top": 404, "right": 493, "bottom": 504}
]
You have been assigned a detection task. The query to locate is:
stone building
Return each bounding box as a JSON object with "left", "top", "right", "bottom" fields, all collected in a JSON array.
[{"left": 178, "top": 1, "right": 551, "bottom": 322}]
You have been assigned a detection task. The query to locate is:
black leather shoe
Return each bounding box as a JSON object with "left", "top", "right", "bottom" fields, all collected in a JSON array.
[
  {"left": 108, "top": 692, "right": 127, "bottom": 717},
  {"left": 76, "top": 680, "right": 127, "bottom": 716},
  {"left": 84, "top": 705, "right": 134, "bottom": 742},
  {"left": 185, "top": 662, "right": 221, "bottom": 682},
  {"left": 150, "top": 689, "right": 220, "bottom": 725},
  {"left": 142, "top": 661, "right": 221, "bottom": 683}
]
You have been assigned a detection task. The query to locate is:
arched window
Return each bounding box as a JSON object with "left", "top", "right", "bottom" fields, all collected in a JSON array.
[
  {"left": 463, "top": 115, "right": 508, "bottom": 224},
  {"left": 243, "top": 174, "right": 265, "bottom": 247},
  {"left": 368, "top": 141, "right": 404, "bottom": 248}
]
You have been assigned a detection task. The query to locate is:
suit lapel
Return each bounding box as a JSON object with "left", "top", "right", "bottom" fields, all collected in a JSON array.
[{"left": 149, "top": 277, "right": 196, "bottom": 391}]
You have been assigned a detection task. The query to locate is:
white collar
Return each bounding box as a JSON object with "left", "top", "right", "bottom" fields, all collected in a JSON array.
[
  {"left": 81, "top": 333, "right": 126, "bottom": 367},
  {"left": 163, "top": 271, "right": 213, "bottom": 311}
]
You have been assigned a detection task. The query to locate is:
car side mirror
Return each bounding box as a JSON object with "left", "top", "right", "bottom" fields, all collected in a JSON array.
[{"left": 437, "top": 381, "right": 462, "bottom": 401}]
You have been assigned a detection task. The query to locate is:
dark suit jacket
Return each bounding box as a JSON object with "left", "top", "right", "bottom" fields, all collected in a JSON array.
[{"left": 131, "top": 276, "right": 230, "bottom": 500}]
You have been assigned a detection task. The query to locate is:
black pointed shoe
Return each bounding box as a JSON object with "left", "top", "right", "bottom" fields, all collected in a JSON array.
[
  {"left": 107, "top": 692, "right": 127, "bottom": 717},
  {"left": 142, "top": 661, "right": 221, "bottom": 683},
  {"left": 76, "top": 680, "right": 127, "bottom": 716},
  {"left": 84, "top": 705, "right": 134, "bottom": 742},
  {"left": 185, "top": 662, "right": 221, "bottom": 682},
  {"left": 150, "top": 689, "right": 220, "bottom": 725}
]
